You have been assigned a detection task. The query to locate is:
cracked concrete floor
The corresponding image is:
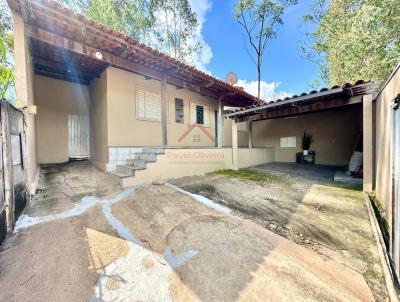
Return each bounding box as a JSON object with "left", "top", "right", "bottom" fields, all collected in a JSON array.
[{"left": 0, "top": 161, "right": 375, "bottom": 301}]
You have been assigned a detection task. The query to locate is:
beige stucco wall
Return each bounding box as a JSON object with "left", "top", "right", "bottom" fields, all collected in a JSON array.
[
  {"left": 89, "top": 71, "right": 109, "bottom": 170},
  {"left": 13, "top": 13, "right": 38, "bottom": 193},
  {"left": 223, "top": 119, "right": 250, "bottom": 147},
  {"left": 35, "top": 75, "right": 90, "bottom": 164},
  {"left": 375, "top": 65, "right": 400, "bottom": 215},
  {"left": 106, "top": 67, "right": 223, "bottom": 148},
  {"left": 122, "top": 147, "right": 274, "bottom": 187},
  {"left": 238, "top": 148, "right": 275, "bottom": 168},
  {"left": 252, "top": 106, "right": 362, "bottom": 166}
]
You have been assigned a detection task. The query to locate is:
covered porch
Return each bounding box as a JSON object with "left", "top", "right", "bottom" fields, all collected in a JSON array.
[{"left": 227, "top": 81, "right": 378, "bottom": 191}]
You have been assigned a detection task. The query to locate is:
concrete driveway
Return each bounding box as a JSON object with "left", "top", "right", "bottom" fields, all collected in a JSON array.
[{"left": 0, "top": 161, "right": 374, "bottom": 301}]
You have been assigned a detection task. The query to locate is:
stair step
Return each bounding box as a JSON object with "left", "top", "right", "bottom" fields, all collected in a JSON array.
[
  {"left": 133, "top": 153, "right": 158, "bottom": 162},
  {"left": 117, "top": 165, "right": 145, "bottom": 176},
  {"left": 107, "top": 170, "right": 132, "bottom": 185},
  {"left": 142, "top": 147, "right": 165, "bottom": 154},
  {"left": 126, "top": 159, "right": 147, "bottom": 168}
]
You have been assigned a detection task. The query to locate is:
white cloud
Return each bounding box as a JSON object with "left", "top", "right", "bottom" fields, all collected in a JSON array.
[
  {"left": 236, "top": 80, "right": 292, "bottom": 102},
  {"left": 188, "top": 0, "right": 213, "bottom": 73}
]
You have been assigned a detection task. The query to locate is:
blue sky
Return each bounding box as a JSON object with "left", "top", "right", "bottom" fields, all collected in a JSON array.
[{"left": 192, "top": 0, "right": 321, "bottom": 99}]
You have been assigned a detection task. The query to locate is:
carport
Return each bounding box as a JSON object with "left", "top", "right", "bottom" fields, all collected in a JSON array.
[{"left": 227, "top": 81, "right": 378, "bottom": 191}]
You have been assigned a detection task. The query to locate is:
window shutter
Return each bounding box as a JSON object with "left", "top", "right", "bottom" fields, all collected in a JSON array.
[
  {"left": 136, "top": 88, "right": 161, "bottom": 121},
  {"left": 137, "top": 89, "right": 145, "bottom": 119}
]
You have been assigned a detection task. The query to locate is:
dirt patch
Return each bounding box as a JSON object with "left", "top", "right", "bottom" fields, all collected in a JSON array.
[
  {"left": 171, "top": 164, "right": 388, "bottom": 301},
  {"left": 86, "top": 228, "right": 130, "bottom": 273}
]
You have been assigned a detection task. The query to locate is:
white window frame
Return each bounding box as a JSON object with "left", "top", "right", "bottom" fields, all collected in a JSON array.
[
  {"left": 237, "top": 122, "right": 248, "bottom": 132},
  {"left": 280, "top": 136, "right": 296, "bottom": 148}
]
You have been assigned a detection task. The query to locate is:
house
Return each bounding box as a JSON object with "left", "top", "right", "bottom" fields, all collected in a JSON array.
[
  {"left": 8, "top": 0, "right": 273, "bottom": 189},
  {"left": 6, "top": 0, "right": 400, "bottom": 287}
]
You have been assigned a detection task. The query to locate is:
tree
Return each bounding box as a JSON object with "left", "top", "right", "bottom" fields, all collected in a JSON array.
[
  {"left": 302, "top": 0, "right": 400, "bottom": 87},
  {"left": 61, "top": 0, "right": 202, "bottom": 65},
  {"left": 61, "top": 0, "right": 156, "bottom": 41},
  {"left": 234, "top": 0, "right": 297, "bottom": 100},
  {"left": 0, "top": 0, "right": 14, "bottom": 100},
  {"left": 152, "top": 0, "right": 200, "bottom": 63}
]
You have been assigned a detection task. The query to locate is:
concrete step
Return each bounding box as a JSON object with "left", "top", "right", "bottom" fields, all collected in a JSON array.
[
  {"left": 107, "top": 170, "right": 132, "bottom": 185},
  {"left": 126, "top": 159, "right": 147, "bottom": 169},
  {"left": 133, "top": 152, "right": 158, "bottom": 162},
  {"left": 142, "top": 147, "right": 164, "bottom": 154},
  {"left": 117, "top": 165, "right": 145, "bottom": 176}
]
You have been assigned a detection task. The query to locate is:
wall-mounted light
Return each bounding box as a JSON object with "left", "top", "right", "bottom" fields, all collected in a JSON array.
[
  {"left": 95, "top": 51, "right": 103, "bottom": 60},
  {"left": 28, "top": 105, "right": 37, "bottom": 115}
]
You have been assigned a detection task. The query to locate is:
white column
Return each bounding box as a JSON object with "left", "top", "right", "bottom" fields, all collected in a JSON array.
[
  {"left": 217, "top": 97, "right": 223, "bottom": 148},
  {"left": 161, "top": 73, "right": 167, "bottom": 147},
  {"left": 363, "top": 94, "right": 374, "bottom": 192},
  {"left": 248, "top": 120, "right": 253, "bottom": 148},
  {"left": 232, "top": 119, "right": 239, "bottom": 170}
]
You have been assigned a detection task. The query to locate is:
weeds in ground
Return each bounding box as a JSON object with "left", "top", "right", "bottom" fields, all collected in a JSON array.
[{"left": 215, "top": 168, "right": 290, "bottom": 184}]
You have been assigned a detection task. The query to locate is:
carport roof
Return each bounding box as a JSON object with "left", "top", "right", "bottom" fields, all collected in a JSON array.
[
  {"left": 7, "top": 0, "right": 260, "bottom": 106},
  {"left": 225, "top": 80, "right": 379, "bottom": 122}
]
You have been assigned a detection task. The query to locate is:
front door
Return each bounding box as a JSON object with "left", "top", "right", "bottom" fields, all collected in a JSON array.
[{"left": 68, "top": 114, "right": 90, "bottom": 159}]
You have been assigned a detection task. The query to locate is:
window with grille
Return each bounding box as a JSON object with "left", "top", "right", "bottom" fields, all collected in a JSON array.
[
  {"left": 136, "top": 88, "right": 161, "bottom": 122},
  {"left": 237, "top": 122, "right": 248, "bottom": 132},
  {"left": 190, "top": 102, "right": 209, "bottom": 126},
  {"left": 196, "top": 105, "right": 204, "bottom": 124},
  {"left": 175, "top": 98, "right": 184, "bottom": 123}
]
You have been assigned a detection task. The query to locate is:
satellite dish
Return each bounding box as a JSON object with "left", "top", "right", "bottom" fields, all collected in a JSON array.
[{"left": 226, "top": 72, "right": 238, "bottom": 86}]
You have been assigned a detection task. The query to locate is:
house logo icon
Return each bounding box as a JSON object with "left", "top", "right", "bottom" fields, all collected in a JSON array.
[{"left": 177, "top": 124, "right": 215, "bottom": 143}]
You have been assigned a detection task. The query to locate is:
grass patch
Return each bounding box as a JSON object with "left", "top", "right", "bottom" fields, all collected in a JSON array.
[{"left": 215, "top": 168, "right": 289, "bottom": 184}]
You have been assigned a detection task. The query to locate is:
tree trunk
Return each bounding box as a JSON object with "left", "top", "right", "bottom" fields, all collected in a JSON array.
[{"left": 257, "top": 56, "right": 261, "bottom": 99}]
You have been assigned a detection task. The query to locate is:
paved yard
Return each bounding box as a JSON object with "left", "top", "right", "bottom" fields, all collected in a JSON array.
[
  {"left": 0, "top": 161, "right": 378, "bottom": 301},
  {"left": 171, "top": 162, "right": 388, "bottom": 301}
]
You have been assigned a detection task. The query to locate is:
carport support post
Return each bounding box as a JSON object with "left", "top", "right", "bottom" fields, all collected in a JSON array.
[
  {"left": 161, "top": 73, "right": 167, "bottom": 147},
  {"left": 232, "top": 119, "right": 239, "bottom": 170},
  {"left": 248, "top": 120, "right": 253, "bottom": 148},
  {"left": 363, "top": 94, "right": 374, "bottom": 192},
  {"left": 217, "top": 96, "right": 223, "bottom": 148}
]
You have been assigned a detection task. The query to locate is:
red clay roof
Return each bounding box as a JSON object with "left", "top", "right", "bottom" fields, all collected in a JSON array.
[
  {"left": 229, "top": 80, "right": 378, "bottom": 114},
  {"left": 7, "top": 0, "right": 262, "bottom": 106}
]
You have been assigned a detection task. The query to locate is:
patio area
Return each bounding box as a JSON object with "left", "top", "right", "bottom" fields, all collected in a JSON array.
[
  {"left": 171, "top": 162, "right": 388, "bottom": 301},
  {"left": 0, "top": 161, "right": 376, "bottom": 301}
]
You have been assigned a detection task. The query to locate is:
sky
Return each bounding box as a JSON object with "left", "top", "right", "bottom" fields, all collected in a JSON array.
[{"left": 189, "top": 0, "right": 321, "bottom": 100}]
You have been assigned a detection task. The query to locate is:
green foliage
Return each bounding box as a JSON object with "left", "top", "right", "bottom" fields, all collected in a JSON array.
[
  {"left": 233, "top": 0, "right": 297, "bottom": 99},
  {"left": 301, "top": 131, "right": 314, "bottom": 150},
  {"left": 61, "top": 0, "right": 201, "bottom": 64},
  {"left": 0, "top": 0, "right": 13, "bottom": 99},
  {"left": 85, "top": 0, "right": 155, "bottom": 40},
  {"left": 302, "top": 0, "right": 400, "bottom": 86},
  {"left": 153, "top": 0, "right": 200, "bottom": 63}
]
